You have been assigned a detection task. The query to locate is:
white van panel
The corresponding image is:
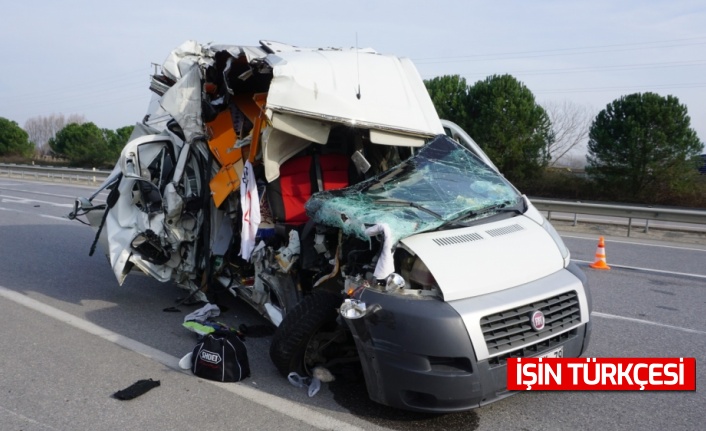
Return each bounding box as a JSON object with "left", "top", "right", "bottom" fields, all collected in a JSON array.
[
  {"left": 400, "top": 215, "right": 563, "bottom": 302},
  {"left": 265, "top": 51, "right": 444, "bottom": 137}
]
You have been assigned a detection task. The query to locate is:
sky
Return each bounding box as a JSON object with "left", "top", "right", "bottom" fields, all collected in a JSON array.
[{"left": 1, "top": 0, "right": 704, "bottom": 160}]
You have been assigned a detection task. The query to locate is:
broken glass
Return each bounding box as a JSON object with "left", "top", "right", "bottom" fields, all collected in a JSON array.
[{"left": 305, "top": 135, "right": 521, "bottom": 244}]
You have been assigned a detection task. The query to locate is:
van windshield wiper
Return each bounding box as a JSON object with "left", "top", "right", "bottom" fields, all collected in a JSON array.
[
  {"left": 441, "top": 199, "right": 526, "bottom": 228},
  {"left": 375, "top": 198, "right": 443, "bottom": 220},
  {"left": 361, "top": 166, "right": 405, "bottom": 192}
]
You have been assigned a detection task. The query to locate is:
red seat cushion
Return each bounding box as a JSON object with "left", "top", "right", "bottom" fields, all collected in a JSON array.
[
  {"left": 272, "top": 153, "right": 351, "bottom": 225},
  {"left": 320, "top": 154, "right": 350, "bottom": 190},
  {"left": 278, "top": 156, "right": 313, "bottom": 225}
]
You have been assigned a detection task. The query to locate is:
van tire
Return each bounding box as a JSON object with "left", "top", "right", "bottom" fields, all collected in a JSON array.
[{"left": 269, "top": 291, "right": 344, "bottom": 377}]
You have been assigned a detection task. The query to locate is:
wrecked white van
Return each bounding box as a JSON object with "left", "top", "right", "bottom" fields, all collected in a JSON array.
[{"left": 71, "top": 40, "right": 592, "bottom": 412}]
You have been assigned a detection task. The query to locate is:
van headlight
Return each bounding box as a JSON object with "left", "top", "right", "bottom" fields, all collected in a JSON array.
[{"left": 542, "top": 219, "right": 571, "bottom": 267}]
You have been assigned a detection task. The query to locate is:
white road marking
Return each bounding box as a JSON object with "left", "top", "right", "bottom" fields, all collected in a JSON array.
[
  {"left": 1, "top": 194, "right": 73, "bottom": 208},
  {"left": 0, "top": 285, "right": 365, "bottom": 431},
  {"left": 0, "top": 186, "right": 80, "bottom": 200},
  {"left": 0, "top": 185, "right": 106, "bottom": 203},
  {"left": 574, "top": 259, "right": 706, "bottom": 280},
  {"left": 0, "top": 206, "right": 70, "bottom": 222},
  {"left": 592, "top": 312, "right": 706, "bottom": 336},
  {"left": 0, "top": 177, "right": 100, "bottom": 191},
  {"left": 0, "top": 404, "right": 59, "bottom": 430},
  {"left": 563, "top": 234, "right": 706, "bottom": 253}
]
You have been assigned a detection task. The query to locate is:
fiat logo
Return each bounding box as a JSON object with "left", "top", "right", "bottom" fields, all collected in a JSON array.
[{"left": 530, "top": 310, "right": 545, "bottom": 331}]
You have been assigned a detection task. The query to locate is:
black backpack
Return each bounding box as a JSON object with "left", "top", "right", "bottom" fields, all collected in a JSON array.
[{"left": 191, "top": 332, "right": 250, "bottom": 382}]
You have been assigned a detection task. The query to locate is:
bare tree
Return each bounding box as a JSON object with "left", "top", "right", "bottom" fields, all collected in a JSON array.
[
  {"left": 24, "top": 114, "right": 86, "bottom": 156},
  {"left": 543, "top": 100, "right": 594, "bottom": 167}
]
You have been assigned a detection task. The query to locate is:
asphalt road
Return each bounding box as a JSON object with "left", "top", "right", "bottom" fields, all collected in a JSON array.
[{"left": 1, "top": 179, "right": 705, "bottom": 431}]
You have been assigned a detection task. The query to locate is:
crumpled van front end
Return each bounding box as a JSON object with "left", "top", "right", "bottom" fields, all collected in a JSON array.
[
  {"left": 309, "top": 135, "right": 593, "bottom": 412},
  {"left": 341, "top": 218, "right": 591, "bottom": 412}
]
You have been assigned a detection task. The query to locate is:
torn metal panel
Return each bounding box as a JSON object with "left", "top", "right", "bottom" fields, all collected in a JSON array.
[
  {"left": 231, "top": 93, "right": 265, "bottom": 124},
  {"left": 265, "top": 50, "right": 444, "bottom": 138},
  {"left": 161, "top": 40, "right": 209, "bottom": 81},
  {"left": 210, "top": 160, "right": 243, "bottom": 208},
  {"left": 159, "top": 66, "right": 204, "bottom": 145},
  {"left": 102, "top": 130, "right": 204, "bottom": 285},
  {"left": 105, "top": 135, "right": 179, "bottom": 283},
  {"left": 105, "top": 176, "right": 173, "bottom": 284},
  {"left": 209, "top": 45, "right": 268, "bottom": 62},
  {"left": 206, "top": 109, "right": 242, "bottom": 166},
  {"left": 144, "top": 97, "right": 171, "bottom": 130},
  {"left": 88, "top": 165, "right": 122, "bottom": 201},
  {"left": 306, "top": 135, "right": 521, "bottom": 245}
]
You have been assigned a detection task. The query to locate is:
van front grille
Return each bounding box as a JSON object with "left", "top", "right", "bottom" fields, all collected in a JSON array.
[
  {"left": 480, "top": 290, "right": 581, "bottom": 356},
  {"left": 487, "top": 329, "right": 578, "bottom": 367}
]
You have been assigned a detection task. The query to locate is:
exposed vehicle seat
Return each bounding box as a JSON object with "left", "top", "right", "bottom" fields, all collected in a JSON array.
[{"left": 268, "top": 153, "right": 350, "bottom": 226}]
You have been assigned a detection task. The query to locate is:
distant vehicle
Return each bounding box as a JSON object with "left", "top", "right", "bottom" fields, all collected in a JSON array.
[
  {"left": 70, "top": 40, "right": 592, "bottom": 412},
  {"left": 699, "top": 154, "right": 706, "bottom": 175}
]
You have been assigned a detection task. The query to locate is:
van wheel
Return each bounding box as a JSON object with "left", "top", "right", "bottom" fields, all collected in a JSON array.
[{"left": 269, "top": 291, "right": 345, "bottom": 377}]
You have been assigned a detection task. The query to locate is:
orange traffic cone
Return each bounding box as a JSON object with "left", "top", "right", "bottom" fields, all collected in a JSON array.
[{"left": 589, "top": 236, "right": 611, "bottom": 270}]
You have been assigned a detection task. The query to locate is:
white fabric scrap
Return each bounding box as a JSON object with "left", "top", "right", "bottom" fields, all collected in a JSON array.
[
  {"left": 239, "top": 160, "right": 261, "bottom": 260},
  {"left": 307, "top": 378, "right": 321, "bottom": 397},
  {"left": 184, "top": 303, "right": 220, "bottom": 323},
  {"left": 287, "top": 372, "right": 322, "bottom": 397},
  {"left": 364, "top": 223, "right": 394, "bottom": 280}
]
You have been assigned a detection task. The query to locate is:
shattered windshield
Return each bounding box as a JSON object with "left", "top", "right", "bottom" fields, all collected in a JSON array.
[{"left": 305, "top": 135, "right": 522, "bottom": 243}]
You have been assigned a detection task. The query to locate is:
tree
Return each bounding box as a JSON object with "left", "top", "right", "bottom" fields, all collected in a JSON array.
[
  {"left": 105, "top": 125, "right": 134, "bottom": 158},
  {"left": 465, "top": 74, "right": 552, "bottom": 182},
  {"left": 424, "top": 75, "right": 470, "bottom": 130},
  {"left": 49, "top": 122, "right": 111, "bottom": 167},
  {"left": 24, "top": 114, "right": 85, "bottom": 156},
  {"left": 586, "top": 92, "right": 704, "bottom": 200},
  {"left": 0, "top": 117, "right": 33, "bottom": 157},
  {"left": 543, "top": 100, "right": 593, "bottom": 167}
]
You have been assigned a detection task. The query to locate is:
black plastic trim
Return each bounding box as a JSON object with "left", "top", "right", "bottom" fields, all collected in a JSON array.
[{"left": 344, "top": 287, "right": 591, "bottom": 413}]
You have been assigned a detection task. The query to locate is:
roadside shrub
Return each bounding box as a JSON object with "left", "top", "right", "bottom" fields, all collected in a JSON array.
[{"left": 520, "top": 168, "right": 706, "bottom": 209}]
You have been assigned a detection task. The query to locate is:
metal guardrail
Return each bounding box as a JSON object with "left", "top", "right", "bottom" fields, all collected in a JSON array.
[
  {"left": 531, "top": 198, "right": 706, "bottom": 236},
  {"left": 0, "top": 164, "right": 111, "bottom": 185}
]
